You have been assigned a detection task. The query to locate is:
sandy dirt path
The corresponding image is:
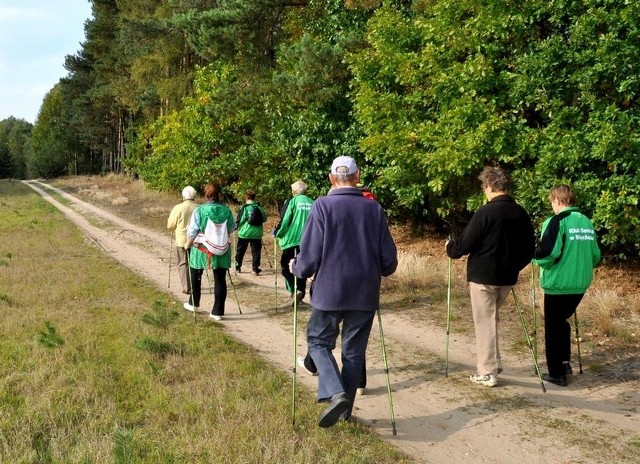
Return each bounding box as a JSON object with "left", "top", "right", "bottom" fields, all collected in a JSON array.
[{"left": 24, "top": 180, "right": 640, "bottom": 464}]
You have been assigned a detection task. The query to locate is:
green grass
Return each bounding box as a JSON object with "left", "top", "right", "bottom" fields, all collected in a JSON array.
[{"left": 0, "top": 180, "right": 411, "bottom": 463}]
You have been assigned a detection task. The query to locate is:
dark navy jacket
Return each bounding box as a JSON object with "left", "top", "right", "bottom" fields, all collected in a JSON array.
[
  {"left": 446, "top": 194, "right": 535, "bottom": 286},
  {"left": 292, "top": 187, "right": 398, "bottom": 311}
]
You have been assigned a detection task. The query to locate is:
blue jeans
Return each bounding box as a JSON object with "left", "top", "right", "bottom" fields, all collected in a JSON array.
[{"left": 306, "top": 309, "right": 374, "bottom": 407}]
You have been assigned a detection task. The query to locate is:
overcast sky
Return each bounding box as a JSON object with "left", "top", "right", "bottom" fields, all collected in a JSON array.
[{"left": 0, "top": 1, "right": 92, "bottom": 124}]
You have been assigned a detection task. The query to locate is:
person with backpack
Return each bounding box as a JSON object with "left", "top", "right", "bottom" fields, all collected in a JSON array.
[
  {"left": 533, "top": 185, "right": 600, "bottom": 386},
  {"left": 184, "top": 183, "right": 235, "bottom": 321},
  {"left": 235, "top": 190, "right": 267, "bottom": 276},
  {"left": 274, "top": 180, "right": 313, "bottom": 305},
  {"left": 167, "top": 185, "right": 198, "bottom": 295}
]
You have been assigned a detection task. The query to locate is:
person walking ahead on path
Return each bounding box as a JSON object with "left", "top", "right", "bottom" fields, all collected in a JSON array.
[
  {"left": 446, "top": 166, "right": 535, "bottom": 387},
  {"left": 291, "top": 156, "right": 398, "bottom": 428},
  {"left": 167, "top": 186, "right": 198, "bottom": 294},
  {"left": 235, "top": 190, "right": 267, "bottom": 275},
  {"left": 297, "top": 185, "right": 378, "bottom": 394},
  {"left": 184, "top": 183, "right": 235, "bottom": 321},
  {"left": 274, "top": 180, "right": 313, "bottom": 305},
  {"left": 533, "top": 185, "right": 600, "bottom": 387}
]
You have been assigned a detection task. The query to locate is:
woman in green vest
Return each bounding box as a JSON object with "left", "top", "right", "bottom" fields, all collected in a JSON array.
[{"left": 185, "top": 183, "right": 235, "bottom": 321}]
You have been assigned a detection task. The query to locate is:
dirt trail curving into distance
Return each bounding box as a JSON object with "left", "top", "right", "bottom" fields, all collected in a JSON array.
[{"left": 24, "top": 180, "right": 640, "bottom": 464}]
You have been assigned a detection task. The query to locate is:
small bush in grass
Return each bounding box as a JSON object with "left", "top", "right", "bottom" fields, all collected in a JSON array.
[
  {"left": 137, "top": 300, "right": 183, "bottom": 358},
  {"left": 0, "top": 292, "right": 14, "bottom": 305},
  {"left": 140, "top": 300, "right": 179, "bottom": 334},
  {"left": 36, "top": 321, "right": 65, "bottom": 351}
]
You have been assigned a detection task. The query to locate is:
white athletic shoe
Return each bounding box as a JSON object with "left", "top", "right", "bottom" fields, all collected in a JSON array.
[
  {"left": 183, "top": 302, "right": 198, "bottom": 312},
  {"left": 209, "top": 314, "right": 223, "bottom": 321},
  {"left": 469, "top": 374, "right": 498, "bottom": 387},
  {"left": 356, "top": 387, "right": 365, "bottom": 395}
]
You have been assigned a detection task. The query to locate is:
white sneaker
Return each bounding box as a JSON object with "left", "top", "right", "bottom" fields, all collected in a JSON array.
[
  {"left": 469, "top": 374, "right": 497, "bottom": 387},
  {"left": 209, "top": 314, "right": 223, "bottom": 321},
  {"left": 183, "top": 302, "right": 198, "bottom": 312},
  {"left": 356, "top": 387, "right": 365, "bottom": 395}
]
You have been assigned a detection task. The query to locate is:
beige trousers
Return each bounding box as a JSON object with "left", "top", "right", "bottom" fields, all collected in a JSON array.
[
  {"left": 468, "top": 282, "right": 512, "bottom": 375},
  {"left": 175, "top": 246, "right": 190, "bottom": 293}
]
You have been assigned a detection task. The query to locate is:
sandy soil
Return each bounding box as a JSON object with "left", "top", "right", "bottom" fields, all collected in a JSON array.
[{"left": 24, "top": 180, "right": 640, "bottom": 464}]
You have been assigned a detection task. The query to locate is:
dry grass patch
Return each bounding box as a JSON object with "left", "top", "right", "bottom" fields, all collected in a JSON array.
[{"left": 583, "top": 288, "right": 640, "bottom": 338}]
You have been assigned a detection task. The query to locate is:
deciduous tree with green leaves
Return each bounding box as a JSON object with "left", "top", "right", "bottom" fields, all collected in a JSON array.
[{"left": 349, "top": 0, "right": 639, "bottom": 257}]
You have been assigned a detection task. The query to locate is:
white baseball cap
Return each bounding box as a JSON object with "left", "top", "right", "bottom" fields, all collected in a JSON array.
[
  {"left": 330, "top": 156, "right": 358, "bottom": 175},
  {"left": 182, "top": 186, "right": 197, "bottom": 200}
]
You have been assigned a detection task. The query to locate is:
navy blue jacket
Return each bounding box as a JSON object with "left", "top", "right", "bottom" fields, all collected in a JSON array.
[
  {"left": 292, "top": 187, "right": 398, "bottom": 311},
  {"left": 446, "top": 194, "right": 535, "bottom": 286}
]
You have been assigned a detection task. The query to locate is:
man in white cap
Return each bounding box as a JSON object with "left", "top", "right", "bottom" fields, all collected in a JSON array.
[
  {"left": 167, "top": 185, "right": 198, "bottom": 294},
  {"left": 291, "top": 156, "right": 398, "bottom": 427}
]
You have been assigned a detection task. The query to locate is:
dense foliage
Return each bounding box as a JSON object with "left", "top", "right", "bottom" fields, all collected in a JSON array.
[
  {"left": 0, "top": 117, "right": 32, "bottom": 179},
  {"left": 349, "top": 0, "right": 639, "bottom": 256},
  {"left": 5, "top": 0, "right": 639, "bottom": 257}
]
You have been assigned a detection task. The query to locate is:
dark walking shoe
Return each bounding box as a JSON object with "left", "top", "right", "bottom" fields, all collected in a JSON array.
[
  {"left": 543, "top": 373, "right": 568, "bottom": 387},
  {"left": 290, "top": 291, "right": 304, "bottom": 307},
  {"left": 563, "top": 361, "right": 573, "bottom": 375},
  {"left": 318, "top": 393, "right": 350, "bottom": 428},
  {"left": 297, "top": 356, "right": 317, "bottom": 376}
]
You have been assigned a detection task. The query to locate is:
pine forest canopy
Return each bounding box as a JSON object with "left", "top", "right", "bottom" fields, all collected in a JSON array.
[{"left": 2, "top": 0, "right": 638, "bottom": 259}]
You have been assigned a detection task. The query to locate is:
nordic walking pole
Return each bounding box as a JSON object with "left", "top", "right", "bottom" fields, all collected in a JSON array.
[
  {"left": 574, "top": 311, "right": 583, "bottom": 374},
  {"left": 512, "top": 289, "right": 546, "bottom": 392},
  {"left": 291, "top": 257, "right": 298, "bottom": 425},
  {"left": 262, "top": 241, "right": 274, "bottom": 269},
  {"left": 205, "top": 268, "right": 213, "bottom": 294},
  {"left": 185, "top": 248, "right": 196, "bottom": 323},
  {"left": 274, "top": 234, "right": 278, "bottom": 314},
  {"left": 234, "top": 234, "right": 238, "bottom": 275},
  {"left": 530, "top": 263, "right": 538, "bottom": 364},
  {"left": 377, "top": 308, "right": 397, "bottom": 436},
  {"left": 168, "top": 235, "right": 173, "bottom": 288},
  {"left": 445, "top": 255, "right": 452, "bottom": 377},
  {"left": 227, "top": 270, "right": 242, "bottom": 314}
]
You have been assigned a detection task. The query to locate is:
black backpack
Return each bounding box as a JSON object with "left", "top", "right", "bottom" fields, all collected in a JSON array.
[{"left": 247, "top": 205, "right": 264, "bottom": 226}]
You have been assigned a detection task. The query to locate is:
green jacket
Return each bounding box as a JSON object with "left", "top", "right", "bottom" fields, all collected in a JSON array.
[
  {"left": 533, "top": 206, "right": 601, "bottom": 295},
  {"left": 188, "top": 202, "right": 235, "bottom": 270},
  {"left": 236, "top": 202, "right": 267, "bottom": 239},
  {"left": 275, "top": 194, "right": 313, "bottom": 250}
]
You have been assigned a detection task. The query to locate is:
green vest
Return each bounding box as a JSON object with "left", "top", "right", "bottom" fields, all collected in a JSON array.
[
  {"left": 275, "top": 194, "right": 313, "bottom": 249},
  {"left": 237, "top": 202, "right": 267, "bottom": 239}
]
